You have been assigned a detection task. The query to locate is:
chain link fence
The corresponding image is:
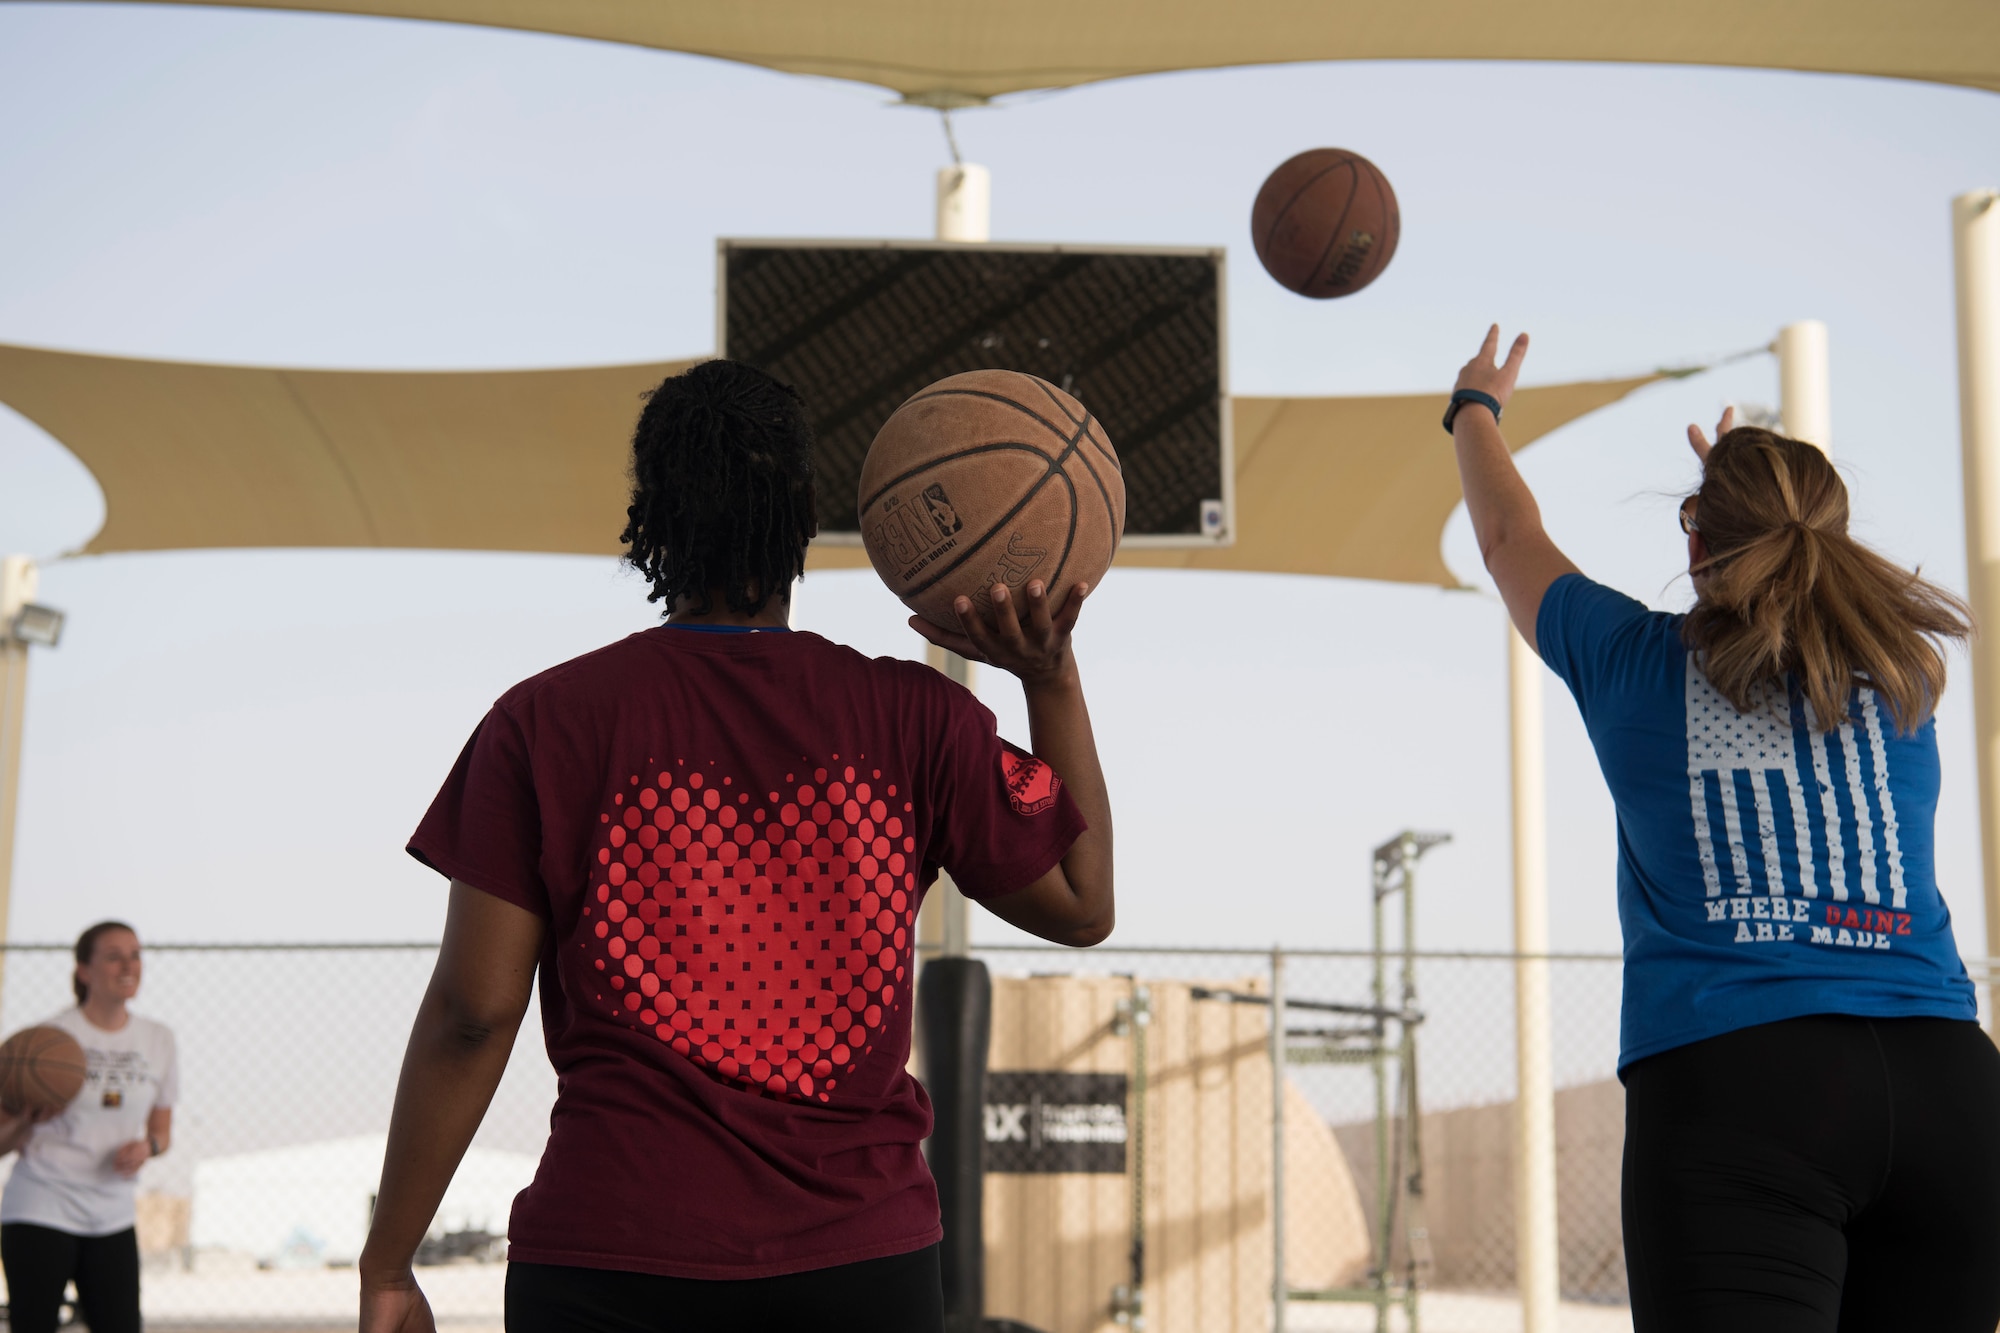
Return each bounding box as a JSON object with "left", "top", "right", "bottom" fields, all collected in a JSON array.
[{"left": 3, "top": 940, "right": 1984, "bottom": 1331}]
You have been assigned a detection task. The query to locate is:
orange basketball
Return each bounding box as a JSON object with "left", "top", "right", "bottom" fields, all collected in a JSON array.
[
  {"left": 859, "top": 370, "right": 1124, "bottom": 633},
  {"left": 0, "top": 1025, "right": 87, "bottom": 1115},
  {"left": 1251, "top": 148, "right": 1401, "bottom": 298}
]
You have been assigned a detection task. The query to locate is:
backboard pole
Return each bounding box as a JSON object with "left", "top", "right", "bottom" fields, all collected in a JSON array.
[
  {"left": 917, "top": 160, "right": 993, "bottom": 960},
  {"left": 1955, "top": 189, "right": 2000, "bottom": 1025},
  {"left": 936, "top": 164, "right": 991, "bottom": 244}
]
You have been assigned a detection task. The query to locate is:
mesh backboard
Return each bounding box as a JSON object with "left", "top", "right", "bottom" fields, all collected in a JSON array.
[{"left": 718, "top": 240, "right": 1231, "bottom": 545}]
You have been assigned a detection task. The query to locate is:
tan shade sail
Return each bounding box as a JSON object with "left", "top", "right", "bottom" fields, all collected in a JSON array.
[
  {"left": 0, "top": 342, "right": 1655, "bottom": 588},
  {"left": 1117, "top": 377, "right": 1655, "bottom": 586},
  {"left": 69, "top": 0, "right": 2000, "bottom": 99}
]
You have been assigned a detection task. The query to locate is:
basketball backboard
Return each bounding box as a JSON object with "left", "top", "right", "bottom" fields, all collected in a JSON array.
[{"left": 717, "top": 239, "right": 1232, "bottom": 548}]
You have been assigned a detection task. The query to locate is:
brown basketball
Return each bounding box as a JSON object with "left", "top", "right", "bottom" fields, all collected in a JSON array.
[
  {"left": 0, "top": 1025, "right": 87, "bottom": 1116},
  {"left": 859, "top": 370, "right": 1124, "bottom": 633},
  {"left": 1251, "top": 148, "right": 1401, "bottom": 299}
]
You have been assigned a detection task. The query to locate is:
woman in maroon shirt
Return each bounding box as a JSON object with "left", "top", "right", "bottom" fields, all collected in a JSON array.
[{"left": 357, "top": 360, "right": 1113, "bottom": 1333}]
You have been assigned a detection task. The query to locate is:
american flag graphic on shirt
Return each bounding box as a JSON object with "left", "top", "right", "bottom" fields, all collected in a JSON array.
[{"left": 1686, "top": 656, "right": 1908, "bottom": 944}]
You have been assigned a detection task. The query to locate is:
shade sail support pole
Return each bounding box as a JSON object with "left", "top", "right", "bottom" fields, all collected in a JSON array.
[
  {"left": 1777, "top": 320, "right": 1832, "bottom": 454},
  {"left": 0, "top": 556, "right": 43, "bottom": 1026},
  {"left": 1509, "top": 622, "right": 1558, "bottom": 1332},
  {"left": 1956, "top": 190, "right": 2000, "bottom": 1026}
]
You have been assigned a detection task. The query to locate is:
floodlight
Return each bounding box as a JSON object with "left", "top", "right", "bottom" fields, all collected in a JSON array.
[{"left": 11, "top": 603, "right": 64, "bottom": 647}]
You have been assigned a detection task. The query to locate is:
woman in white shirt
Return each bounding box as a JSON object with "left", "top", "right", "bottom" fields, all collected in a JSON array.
[{"left": 0, "top": 921, "right": 177, "bottom": 1333}]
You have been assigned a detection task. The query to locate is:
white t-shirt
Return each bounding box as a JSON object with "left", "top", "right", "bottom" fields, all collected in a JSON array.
[{"left": 0, "top": 1006, "right": 178, "bottom": 1235}]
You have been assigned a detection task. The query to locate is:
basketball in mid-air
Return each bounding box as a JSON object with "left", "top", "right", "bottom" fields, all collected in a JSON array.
[
  {"left": 1251, "top": 148, "right": 1401, "bottom": 298},
  {"left": 0, "top": 1025, "right": 87, "bottom": 1116},
  {"left": 859, "top": 370, "right": 1124, "bottom": 633}
]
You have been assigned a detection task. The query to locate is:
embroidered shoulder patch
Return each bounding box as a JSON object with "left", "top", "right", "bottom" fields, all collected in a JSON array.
[{"left": 1002, "top": 748, "right": 1060, "bottom": 815}]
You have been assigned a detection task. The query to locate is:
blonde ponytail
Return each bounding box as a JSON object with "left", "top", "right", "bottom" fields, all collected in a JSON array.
[{"left": 1682, "top": 428, "right": 1969, "bottom": 734}]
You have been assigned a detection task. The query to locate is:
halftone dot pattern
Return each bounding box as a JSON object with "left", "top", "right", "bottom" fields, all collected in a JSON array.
[{"left": 578, "top": 757, "right": 919, "bottom": 1104}]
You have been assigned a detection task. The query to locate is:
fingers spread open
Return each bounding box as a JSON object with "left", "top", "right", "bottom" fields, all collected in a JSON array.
[
  {"left": 1053, "top": 581, "right": 1089, "bottom": 636},
  {"left": 918, "top": 609, "right": 984, "bottom": 662},
  {"left": 953, "top": 596, "right": 1001, "bottom": 661},
  {"left": 1022, "top": 580, "right": 1054, "bottom": 638},
  {"left": 988, "top": 584, "right": 1030, "bottom": 655}
]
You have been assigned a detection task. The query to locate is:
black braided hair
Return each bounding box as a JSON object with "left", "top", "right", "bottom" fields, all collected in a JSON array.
[{"left": 621, "top": 360, "right": 818, "bottom": 617}]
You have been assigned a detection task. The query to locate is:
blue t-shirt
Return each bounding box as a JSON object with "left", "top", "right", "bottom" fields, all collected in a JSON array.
[{"left": 1537, "top": 573, "right": 1976, "bottom": 1070}]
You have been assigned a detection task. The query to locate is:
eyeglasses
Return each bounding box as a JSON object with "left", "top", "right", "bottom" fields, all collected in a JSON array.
[{"left": 1679, "top": 496, "right": 1701, "bottom": 536}]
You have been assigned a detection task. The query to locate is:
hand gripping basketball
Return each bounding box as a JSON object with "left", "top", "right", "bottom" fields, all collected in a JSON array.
[{"left": 909, "top": 578, "right": 1087, "bottom": 690}]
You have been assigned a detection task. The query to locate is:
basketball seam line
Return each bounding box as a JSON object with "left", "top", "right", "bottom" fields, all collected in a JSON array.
[
  {"left": 1307, "top": 166, "right": 1364, "bottom": 294},
  {"left": 1260, "top": 156, "right": 1356, "bottom": 261},
  {"left": 1030, "top": 377, "right": 1122, "bottom": 477},
  {"left": 902, "top": 407, "right": 1096, "bottom": 600},
  {"left": 858, "top": 441, "right": 1056, "bottom": 519},
  {"left": 857, "top": 388, "right": 1082, "bottom": 513}
]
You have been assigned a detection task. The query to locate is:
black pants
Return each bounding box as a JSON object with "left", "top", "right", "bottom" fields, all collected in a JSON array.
[
  {"left": 1624, "top": 1014, "right": 2000, "bottom": 1331},
  {"left": 505, "top": 1242, "right": 943, "bottom": 1333},
  {"left": 0, "top": 1223, "right": 141, "bottom": 1333}
]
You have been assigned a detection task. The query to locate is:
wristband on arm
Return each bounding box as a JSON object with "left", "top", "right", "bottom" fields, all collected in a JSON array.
[{"left": 1442, "top": 388, "right": 1502, "bottom": 434}]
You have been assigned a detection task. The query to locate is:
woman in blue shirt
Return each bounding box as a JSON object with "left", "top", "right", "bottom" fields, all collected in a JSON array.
[{"left": 1448, "top": 326, "right": 2000, "bottom": 1331}]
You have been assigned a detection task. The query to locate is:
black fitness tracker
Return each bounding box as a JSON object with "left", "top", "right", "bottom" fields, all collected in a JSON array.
[{"left": 1443, "top": 388, "right": 1502, "bottom": 434}]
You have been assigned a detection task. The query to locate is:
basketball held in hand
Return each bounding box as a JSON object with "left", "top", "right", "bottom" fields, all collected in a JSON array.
[
  {"left": 0, "top": 1025, "right": 87, "bottom": 1116},
  {"left": 1252, "top": 148, "right": 1401, "bottom": 298},
  {"left": 858, "top": 370, "right": 1124, "bottom": 633}
]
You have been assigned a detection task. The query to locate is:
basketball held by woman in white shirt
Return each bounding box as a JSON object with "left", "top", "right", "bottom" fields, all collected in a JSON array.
[{"left": 0, "top": 922, "right": 178, "bottom": 1333}]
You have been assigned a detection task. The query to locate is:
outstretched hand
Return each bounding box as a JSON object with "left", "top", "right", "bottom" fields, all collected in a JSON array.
[
  {"left": 1454, "top": 324, "right": 1530, "bottom": 411},
  {"left": 909, "top": 580, "right": 1085, "bottom": 690},
  {"left": 1686, "top": 406, "right": 1736, "bottom": 464}
]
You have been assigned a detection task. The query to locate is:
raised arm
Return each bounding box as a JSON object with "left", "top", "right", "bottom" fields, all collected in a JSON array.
[
  {"left": 359, "top": 882, "right": 545, "bottom": 1333},
  {"left": 910, "top": 580, "right": 1113, "bottom": 947},
  {"left": 1450, "top": 326, "right": 1581, "bottom": 643}
]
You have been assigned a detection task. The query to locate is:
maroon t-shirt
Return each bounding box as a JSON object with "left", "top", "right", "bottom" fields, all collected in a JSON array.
[{"left": 408, "top": 626, "right": 1085, "bottom": 1279}]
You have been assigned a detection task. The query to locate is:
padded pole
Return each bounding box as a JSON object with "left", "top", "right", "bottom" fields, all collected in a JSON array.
[{"left": 919, "top": 954, "right": 992, "bottom": 1333}]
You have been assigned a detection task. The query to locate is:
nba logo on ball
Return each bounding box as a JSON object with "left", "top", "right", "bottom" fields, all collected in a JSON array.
[
  {"left": 859, "top": 370, "right": 1126, "bottom": 633},
  {"left": 920, "top": 485, "right": 962, "bottom": 538}
]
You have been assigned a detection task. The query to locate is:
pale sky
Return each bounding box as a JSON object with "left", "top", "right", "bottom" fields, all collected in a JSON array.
[{"left": 3, "top": 3, "right": 1998, "bottom": 959}]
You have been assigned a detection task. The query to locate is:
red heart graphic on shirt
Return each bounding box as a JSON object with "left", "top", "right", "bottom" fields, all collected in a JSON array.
[{"left": 585, "top": 762, "right": 919, "bottom": 1104}]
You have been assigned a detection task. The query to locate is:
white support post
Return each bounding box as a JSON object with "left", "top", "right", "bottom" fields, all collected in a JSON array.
[
  {"left": 0, "top": 557, "right": 40, "bottom": 1016},
  {"left": 1270, "top": 946, "right": 1287, "bottom": 1333},
  {"left": 936, "top": 164, "right": 991, "bottom": 244},
  {"left": 912, "top": 159, "right": 994, "bottom": 960},
  {"left": 917, "top": 645, "right": 977, "bottom": 957},
  {"left": 1955, "top": 190, "right": 2000, "bottom": 1022},
  {"left": 1777, "top": 320, "right": 1832, "bottom": 454},
  {"left": 1508, "top": 623, "right": 1558, "bottom": 1333}
]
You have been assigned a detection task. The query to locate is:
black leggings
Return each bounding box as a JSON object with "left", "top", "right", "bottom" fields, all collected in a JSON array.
[
  {"left": 1624, "top": 1014, "right": 2000, "bottom": 1332},
  {"left": 505, "top": 1242, "right": 942, "bottom": 1333},
  {"left": 0, "top": 1223, "right": 141, "bottom": 1333}
]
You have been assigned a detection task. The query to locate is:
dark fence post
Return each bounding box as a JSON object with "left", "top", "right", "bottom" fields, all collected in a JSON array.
[{"left": 919, "top": 955, "right": 991, "bottom": 1333}]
